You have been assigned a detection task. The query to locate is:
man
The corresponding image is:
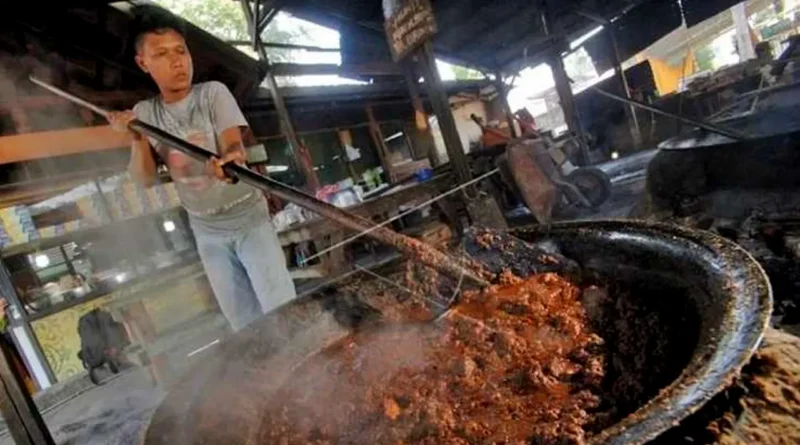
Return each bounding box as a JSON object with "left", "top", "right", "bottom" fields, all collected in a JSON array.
[{"left": 108, "top": 9, "right": 295, "bottom": 331}]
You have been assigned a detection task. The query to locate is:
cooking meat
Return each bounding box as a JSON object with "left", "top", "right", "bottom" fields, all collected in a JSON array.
[{"left": 258, "top": 273, "right": 606, "bottom": 445}]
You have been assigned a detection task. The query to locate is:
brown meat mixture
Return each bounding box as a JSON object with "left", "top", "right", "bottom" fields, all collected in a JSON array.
[{"left": 258, "top": 273, "right": 605, "bottom": 445}]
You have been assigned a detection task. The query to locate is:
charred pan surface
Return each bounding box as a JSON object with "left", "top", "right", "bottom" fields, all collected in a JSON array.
[
  {"left": 645, "top": 328, "right": 800, "bottom": 445},
  {"left": 509, "top": 221, "right": 771, "bottom": 445}
]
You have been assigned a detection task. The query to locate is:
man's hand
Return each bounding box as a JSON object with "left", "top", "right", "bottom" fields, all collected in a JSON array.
[
  {"left": 107, "top": 110, "right": 142, "bottom": 140},
  {"left": 207, "top": 150, "right": 246, "bottom": 183}
]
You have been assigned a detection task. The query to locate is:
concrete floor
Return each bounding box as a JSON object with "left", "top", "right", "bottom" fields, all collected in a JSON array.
[
  {"left": 0, "top": 368, "right": 163, "bottom": 445},
  {"left": 0, "top": 312, "right": 230, "bottom": 445}
]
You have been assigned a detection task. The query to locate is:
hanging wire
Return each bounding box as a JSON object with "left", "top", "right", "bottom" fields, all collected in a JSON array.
[{"left": 300, "top": 168, "right": 500, "bottom": 265}]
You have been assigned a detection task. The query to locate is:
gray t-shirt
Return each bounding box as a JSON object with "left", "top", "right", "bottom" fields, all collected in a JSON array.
[{"left": 133, "top": 81, "right": 268, "bottom": 233}]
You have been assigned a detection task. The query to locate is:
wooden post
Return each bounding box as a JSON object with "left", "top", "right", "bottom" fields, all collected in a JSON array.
[
  {"left": 403, "top": 62, "right": 439, "bottom": 165},
  {"left": 365, "top": 105, "right": 393, "bottom": 182},
  {"left": 240, "top": 0, "right": 320, "bottom": 191},
  {"left": 262, "top": 66, "right": 320, "bottom": 191},
  {"left": 417, "top": 42, "right": 472, "bottom": 184}
]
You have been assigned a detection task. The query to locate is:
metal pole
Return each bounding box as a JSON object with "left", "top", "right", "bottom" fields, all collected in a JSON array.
[
  {"left": 607, "top": 28, "right": 642, "bottom": 146},
  {"left": 0, "top": 340, "right": 54, "bottom": 445},
  {"left": 588, "top": 86, "right": 749, "bottom": 140},
  {"left": 574, "top": 10, "right": 642, "bottom": 147},
  {"left": 92, "top": 178, "right": 114, "bottom": 223},
  {"left": 541, "top": 6, "right": 591, "bottom": 165},
  {"left": 0, "top": 260, "right": 55, "bottom": 445},
  {"left": 0, "top": 258, "right": 56, "bottom": 387},
  {"left": 494, "top": 71, "right": 518, "bottom": 138},
  {"left": 550, "top": 51, "right": 590, "bottom": 164}
]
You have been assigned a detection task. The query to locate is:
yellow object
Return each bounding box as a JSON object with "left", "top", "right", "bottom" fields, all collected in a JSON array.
[
  {"left": 648, "top": 50, "right": 696, "bottom": 96},
  {"left": 415, "top": 110, "right": 428, "bottom": 131},
  {"left": 39, "top": 227, "right": 56, "bottom": 239}
]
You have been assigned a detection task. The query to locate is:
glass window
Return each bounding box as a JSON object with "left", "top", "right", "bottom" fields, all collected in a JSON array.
[{"left": 379, "top": 121, "right": 413, "bottom": 163}]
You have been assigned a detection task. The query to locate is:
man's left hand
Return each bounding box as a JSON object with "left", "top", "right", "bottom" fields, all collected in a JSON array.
[{"left": 207, "top": 151, "right": 246, "bottom": 183}]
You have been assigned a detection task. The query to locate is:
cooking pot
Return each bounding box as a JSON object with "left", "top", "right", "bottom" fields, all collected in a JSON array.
[{"left": 144, "top": 220, "right": 770, "bottom": 445}]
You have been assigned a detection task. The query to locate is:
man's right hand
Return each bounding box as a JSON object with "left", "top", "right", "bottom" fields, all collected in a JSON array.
[{"left": 107, "top": 110, "right": 142, "bottom": 140}]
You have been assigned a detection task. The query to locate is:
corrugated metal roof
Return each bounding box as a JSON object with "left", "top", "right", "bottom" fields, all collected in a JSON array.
[
  {"left": 283, "top": 0, "right": 653, "bottom": 74},
  {"left": 282, "top": 0, "right": 754, "bottom": 75}
]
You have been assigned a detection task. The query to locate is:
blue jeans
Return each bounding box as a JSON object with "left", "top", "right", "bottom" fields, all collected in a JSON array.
[{"left": 194, "top": 218, "right": 296, "bottom": 331}]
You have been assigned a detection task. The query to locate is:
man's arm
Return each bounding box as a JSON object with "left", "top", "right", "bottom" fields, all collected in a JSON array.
[
  {"left": 207, "top": 126, "right": 248, "bottom": 182},
  {"left": 129, "top": 136, "right": 158, "bottom": 187},
  {"left": 108, "top": 110, "right": 157, "bottom": 186},
  {"left": 206, "top": 81, "right": 250, "bottom": 182}
]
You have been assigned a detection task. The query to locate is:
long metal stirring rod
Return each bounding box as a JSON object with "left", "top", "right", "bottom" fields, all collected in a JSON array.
[
  {"left": 30, "top": 76, "right": 489, "bottom": 288},
  {"left": 588, "top": 86, "right": 750, "bottom": 141}
]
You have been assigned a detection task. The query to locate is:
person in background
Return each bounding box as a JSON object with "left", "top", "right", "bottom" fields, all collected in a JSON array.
[{"left": 107, "top": 6, "right": 296, "bottom": 331}]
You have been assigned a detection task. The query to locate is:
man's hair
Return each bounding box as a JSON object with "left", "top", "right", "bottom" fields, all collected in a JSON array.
[{"left": 131, "top": 5, "right": 187, "bottom": 53}]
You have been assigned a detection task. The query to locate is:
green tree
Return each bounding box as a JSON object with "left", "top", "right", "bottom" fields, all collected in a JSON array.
[
  {"left": 154, "top": 0, "right": 312, "bottom": 62},
  {"left": 695, "top": 46, "right": 716, "bottom": 72},
  {"left": 451, "top": 64, "right": 484, "bottom": 80}
]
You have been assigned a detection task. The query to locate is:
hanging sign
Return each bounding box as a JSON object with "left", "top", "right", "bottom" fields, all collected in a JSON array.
[{"left": 384, "top": 0, "right": 437, "bottom": 61}]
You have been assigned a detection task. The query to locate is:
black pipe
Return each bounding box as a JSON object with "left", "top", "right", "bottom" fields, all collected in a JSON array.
[{"left": 589, "top": 87, "right": 749, "bottom": 141}]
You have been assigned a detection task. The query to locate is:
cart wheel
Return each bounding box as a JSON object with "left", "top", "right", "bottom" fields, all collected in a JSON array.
[
  {"left": 88, "top": 367, "right": 102, "bottom": 385},
  {"left": 565, "top": 168, "right": 612, "bottom": 208}
]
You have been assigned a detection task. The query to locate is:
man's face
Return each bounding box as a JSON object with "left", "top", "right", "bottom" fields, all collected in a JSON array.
[{"left": 135, "top": 29, "right": 193, "bottom": 92}]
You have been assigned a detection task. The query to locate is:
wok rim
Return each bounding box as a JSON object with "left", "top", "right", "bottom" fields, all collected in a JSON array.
[{"left": 508, "top": 220, "right": 772, "bottom": 445}]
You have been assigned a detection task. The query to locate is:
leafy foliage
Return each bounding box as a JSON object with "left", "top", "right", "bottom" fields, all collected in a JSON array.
[
  {"left": 451, "top": 64, "right": 484, "bottom": 80},
  {"left": 695, "top": 46, "right": 715, "bottom": 72},
  {"left": 154, "top": 0, "right": 312, "bottom": 62}
]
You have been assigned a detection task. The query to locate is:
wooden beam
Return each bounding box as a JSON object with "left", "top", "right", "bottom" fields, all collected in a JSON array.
[
  {"left": 228, "top": 41, "right": 340, "bottom": 52},
  {"left": 0, "top": 126, "right": 130, "bottom": 165},
  {"left": 271, "top": 62, "right": 402, "bottom": 77}
]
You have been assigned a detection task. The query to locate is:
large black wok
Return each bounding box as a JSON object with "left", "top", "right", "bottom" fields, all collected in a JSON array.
[{"left": 144, "top": 220, "right": 771, "bottom": 445}]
